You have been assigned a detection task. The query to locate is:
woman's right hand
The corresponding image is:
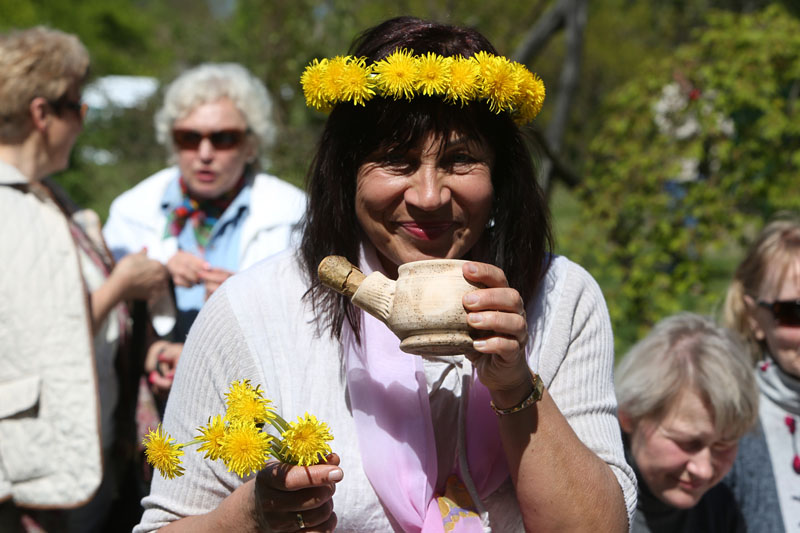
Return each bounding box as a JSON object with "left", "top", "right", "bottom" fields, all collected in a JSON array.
[
  {"left": 113, "top": 248, "right": 169, "bottom": 301},
  {"left": 251, "top": 454, "right": 343, "bottom": 532},
  {"left": 167, "top": 250, "right": 209, "bottom": 287}
]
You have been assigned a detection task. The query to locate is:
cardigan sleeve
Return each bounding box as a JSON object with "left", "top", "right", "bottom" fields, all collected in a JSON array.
[
  {"left": 134, "top": 285, "right": 262, "bottom": 532},
  {"left": 534, "top": 258, "right": 638, "bottom": 528}
]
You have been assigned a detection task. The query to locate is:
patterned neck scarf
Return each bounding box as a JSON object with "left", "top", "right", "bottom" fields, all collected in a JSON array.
[{"left": 164, "top": 175, "right": 245, "bottom": 250}]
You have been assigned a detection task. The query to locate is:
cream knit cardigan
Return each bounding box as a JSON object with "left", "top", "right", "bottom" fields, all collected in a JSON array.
[{"left": 137, "top": 251, "right": 637, "bottom": 532}]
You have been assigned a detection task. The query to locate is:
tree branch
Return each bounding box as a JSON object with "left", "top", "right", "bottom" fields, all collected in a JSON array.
[
  {"left": 528, "top": 125, "right": 581, "bottom": 188},
  {"left": 511, "top": 0, "right": 570, "bottom": 63},
  {"left": 538, "top": 0, "right": 587, "bottom": 194}
]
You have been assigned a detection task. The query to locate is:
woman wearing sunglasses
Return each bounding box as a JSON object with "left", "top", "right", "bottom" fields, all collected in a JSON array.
[
  {"left": 722, "top": 215, "right": 800, "bottom": 532},
  {"left": 0, "top": 27, "right": 169, "bottom": 532},
  {"left": 103, "top": 63, "right": 306, "bottom": 399}
]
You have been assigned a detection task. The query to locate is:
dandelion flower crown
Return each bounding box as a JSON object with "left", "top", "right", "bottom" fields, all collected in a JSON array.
[{"left": 300, "top": 48, "right": 545, "bottom": 125}]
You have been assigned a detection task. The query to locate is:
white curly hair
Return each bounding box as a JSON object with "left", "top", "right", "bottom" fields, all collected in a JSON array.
[{"left": 154, "top": 63, "right": 276, "bottom": 164}]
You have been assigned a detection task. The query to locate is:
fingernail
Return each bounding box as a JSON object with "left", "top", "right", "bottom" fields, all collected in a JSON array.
[
  {"left": 464, "top": 293, "right": 478, "bottom": 305},
  {"left": 468, "top": 313, "right": 482, "bottom": 325},
  {"left": 467, "top": 263, "right": 478, "bottom": 274},
  {"left": 328, "top": 469, "right": 343, "bottom": 482},
  {"left": 148, "top": 371, "right": 158, "bottom": 384},
  {"left": 473, "top": 340, "right": 487, "bottom": 349}
]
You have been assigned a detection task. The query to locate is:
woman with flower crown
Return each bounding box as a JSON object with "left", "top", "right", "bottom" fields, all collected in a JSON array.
[{"left": 135, "top": 16, "right": 636, "bottom": 532}]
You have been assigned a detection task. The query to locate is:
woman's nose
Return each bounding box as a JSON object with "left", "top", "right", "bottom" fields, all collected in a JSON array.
[
  {"left": 404, "top": 164, "right": 450, "bottom": 210},
  {"left": 197, "top": 138, "right": 215, "bottom": 161},
  {"left": 686, "top": 448, "right": 714, "bottom": 482}
]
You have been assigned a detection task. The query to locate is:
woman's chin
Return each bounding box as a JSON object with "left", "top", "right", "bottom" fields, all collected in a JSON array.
[{"left": 659, "top": 488, "right": 704, "bottom": 510}]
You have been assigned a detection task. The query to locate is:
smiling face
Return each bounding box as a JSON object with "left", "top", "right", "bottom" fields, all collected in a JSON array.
[
  {"left": 355, "top": 133, "right": 494, "bottom": 274},
  {"left": 746, "top": 257, "right": 800, "bottom": 378},
  {"left": 621, "top": 388, "right": 738, "bottom": 509},
  {"left": 172, "top": 97, "right": 256, "bottom": 200}
]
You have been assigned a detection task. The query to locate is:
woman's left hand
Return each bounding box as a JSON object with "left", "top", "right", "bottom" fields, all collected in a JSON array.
[
  {"left": 200, "top": 266, "right": 234, "bottom": 299},
  {"left": 462, "top": 261, "right": 532, "bottom": 403}
]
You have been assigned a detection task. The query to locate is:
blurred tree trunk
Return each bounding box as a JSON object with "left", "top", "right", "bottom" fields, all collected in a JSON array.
[{"left": 513, "top": 0, "right": 587, "bottom": 196}]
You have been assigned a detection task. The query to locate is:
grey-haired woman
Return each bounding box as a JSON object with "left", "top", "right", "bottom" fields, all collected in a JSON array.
[
  {"left": 616, "top": 312, "right": 759, "bottom": 532},
  {"left": 103, "top": 63, "right": 306, "bottom": 397}
]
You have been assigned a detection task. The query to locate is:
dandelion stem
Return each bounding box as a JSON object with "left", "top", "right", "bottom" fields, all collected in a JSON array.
[
  {"left": 270, "top": 441, "right": 287, "bottom": 462},
  {"left": 269, "top": 413, "right": 291, "bottom": 433}
]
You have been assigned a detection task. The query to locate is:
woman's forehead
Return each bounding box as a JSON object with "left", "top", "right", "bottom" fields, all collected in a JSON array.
[{"left": 759, "top": 256, "right": 800, "bottom": 299}]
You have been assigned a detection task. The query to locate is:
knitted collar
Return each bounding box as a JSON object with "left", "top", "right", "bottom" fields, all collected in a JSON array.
[{"left": 757, "top": 356, "right": 800, "bottom": 416}]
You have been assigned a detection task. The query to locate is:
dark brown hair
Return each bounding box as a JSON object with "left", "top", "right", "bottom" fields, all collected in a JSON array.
[{"left": 300, "top": 16, "right": 552, "bottom": 339}]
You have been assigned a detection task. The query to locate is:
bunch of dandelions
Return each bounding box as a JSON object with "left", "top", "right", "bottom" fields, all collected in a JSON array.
[{"left": 143, "top": 379, "right": 334, "bottom": 479}]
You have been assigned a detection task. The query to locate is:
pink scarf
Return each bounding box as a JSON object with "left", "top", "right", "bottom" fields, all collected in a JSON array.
[{"left": 343, "top": 245, "right": 509, "bottom": 532}]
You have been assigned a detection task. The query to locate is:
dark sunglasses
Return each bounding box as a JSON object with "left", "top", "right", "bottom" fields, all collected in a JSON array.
[
  {"left": 49, "top": 98, "right": 87, "bottom": 121},
  {"left": 172, "top": 129, "right": 249, "bottom": 151},
  {"left": 758, "top": 299, "right": 800, "bottom": 327}
]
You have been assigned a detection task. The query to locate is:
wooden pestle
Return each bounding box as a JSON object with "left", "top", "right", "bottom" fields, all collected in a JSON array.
[{"left": 317, "top": 256, "right": 366, "bottom": 297}]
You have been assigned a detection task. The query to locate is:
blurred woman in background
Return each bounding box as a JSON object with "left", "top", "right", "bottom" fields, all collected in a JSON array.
[
  {"left": 616, "top": 312, "right": 759, "bottom": 532},
  {"left": 723, "top": 215, "right": 800, "bottom": 532},
  {"left": 0, "top": 26, "right": 168, "bottom": 532},
  {"left": 103, "top": 63, "right": 306, "bottom": 399}
]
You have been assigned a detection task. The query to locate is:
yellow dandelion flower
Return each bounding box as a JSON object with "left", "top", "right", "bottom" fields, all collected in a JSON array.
[
  {"left": 416, "top": 52, "right": 451, "bottom": 97},
  {"left": 338, "top": 57, "right": 375, "bottom": 106},
  {"left": 220, "top": 420, "right": 273, "bottom": 478},
  {"left": 320, "top": 55, "right": 350, "bottom": 104},
  {"left": 446, "top": 56, "right": 480, "bottom": 104},
  {"left": 478, "top": 54, "right": 520, "bottom": 114},
  {"left": 471, "top": 51, "right": 495, "bottom": 78},
  {"left": 300, "top": 58, "right": 331, "bottom": 111},
  {"left": 195, "top": 415, "right": 227, "bottom": 461},
  {"left": 225, "top": 379, "right": 276, "bottom": 424},
  {"left": 225, "top": 379, "right": 263, "bottom": 403},
  {"left": 143, "top": 425, "right": 185, "bottom": 479},
  {"left": 513, "top": 66, "right": 546, "bottom": 125},
  {"left": 373, "top": 48, "right": 418, "bottom": 101},
  {"left": 280, "top": 413, "right": 334, "bottom": 467}
]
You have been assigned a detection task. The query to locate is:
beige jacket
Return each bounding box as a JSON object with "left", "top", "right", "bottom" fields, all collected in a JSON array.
[{"left": 0, "top": 161, "right": 102, "bottom": 508}]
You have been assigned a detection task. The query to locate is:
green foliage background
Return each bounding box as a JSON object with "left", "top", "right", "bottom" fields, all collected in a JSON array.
[
  {"left": 566, "top": 5, "right": 800, "bottom": 351},
  {"left": 3, "top": 0, "right": 798, "bottom": 356}
]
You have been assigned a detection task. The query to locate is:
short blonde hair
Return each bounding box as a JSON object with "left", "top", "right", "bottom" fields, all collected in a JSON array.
[
  {"left": 154, "top": 63, "right": 276, "bottom": 163},
  {"left": 722, "top": 214, "right": 800, "bottom": 363},
  {"left": 0, "top": 26, "right": 89, "bottom": 143},
  {"left": 616, "top": 312, "right": 758, "bottom": 440}
]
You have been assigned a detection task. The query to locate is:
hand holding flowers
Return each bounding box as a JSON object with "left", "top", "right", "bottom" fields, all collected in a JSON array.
[
  {"left": 143, "top": 379, "right": 340, "bottom": 531},
  {"left": 143, "top": 379, "right": 335, "bottom": 479}
]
